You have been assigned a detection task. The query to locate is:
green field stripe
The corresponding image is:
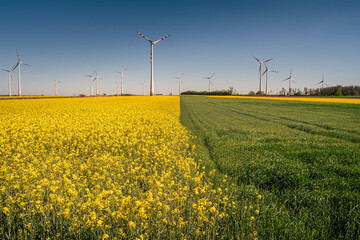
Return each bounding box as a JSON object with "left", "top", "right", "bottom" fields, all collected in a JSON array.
[
  {"left": 180, "top": 96, "right": 360, "bottom": 239},
  {"left": 211, "top": 100, "right": 360, "bottom": 144}
]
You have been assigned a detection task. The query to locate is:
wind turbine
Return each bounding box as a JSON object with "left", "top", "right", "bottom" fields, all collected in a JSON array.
[
  {"left": 54, "top": 79, "right": 60, "bottom": 96},
  {"left": 253, "top": 56, "right": 272, "bottom": 93},
  {"left": 85, "top": 72, "right": 95, "bottom": 96},
  {"left": 115, "top": 67, "right": 127, "bottom": 95},
  {"left": 175, "top": 73, "right": 184, "bottom": 95},
  {"left": 282, "top": 70, "right": 296, "bottom": 95},
  {"left": 140, "top": 80, "right": 146, "bottom": 95},
  {"left": 203, "top": 72, "right": 215, "bottom": 92},
  {"left": 262, "top": 62, "right": 278, "bottom": 95},
  {"left": 93, "top": 71, "right": 103, "bottom": 95},
  {"left": 13, "top": 50, "right": 31, "bottom": 96},
  {"left": 316, "top": 73, "right": 328, "bottom": 89},
  {"left": 137, "top": 32, "right": 170, "bottom": 96},
  {"left": 2, "top": 64, "right": 16, "bottom": 96}
]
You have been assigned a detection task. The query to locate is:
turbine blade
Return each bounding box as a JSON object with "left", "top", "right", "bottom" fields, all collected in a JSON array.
[
  {"left": 180, "top": 73, "right": 184, "bottom": 77},
  {"left": 137, "top": 32, "right": 152, "bottom": 42},
  {"left": 253, "top": 56, "right": 261, "bottom": 63},
  {"left": 115, "top": 71, "right": 121, "bottom": 74},
  {"left": 210, "top": 72, "right": 215, "bottom": 78},
  {"left": 270, "top": 70, "right": 279, "bottom": 73},
  {"left": 202, "top": 77, "right": 209, "bottom": 79},
  {"left": 153, "top": 34, "right": 170, "bottom": 44},
  {"left": 23, "top": 63, "right": 31, "bottom": 67},
  {"left": 11, "top": 63, "right": 19, "bottom": 71},
  {"left": 282, "top": 78, "right": 290, "bottom": 82},
  {"left": 263, "top": 62, "right": 268, "bottom": 69},
  {"left": 262, "top": 70, "right": 267, "bottom": 76},
  {"left": 16, "top": 49, "right": 20, "bottom": 60},
  {"left": 264, "top": 58, "right": 272, "bottom": 63},
  {"left": 123, "top": 67, "right": 128, "bottom": 72}
]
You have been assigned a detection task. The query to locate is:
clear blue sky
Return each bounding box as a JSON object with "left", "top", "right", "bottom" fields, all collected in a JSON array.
[{"left": 0, "top": 0, "right": 359, "bottom": 95}]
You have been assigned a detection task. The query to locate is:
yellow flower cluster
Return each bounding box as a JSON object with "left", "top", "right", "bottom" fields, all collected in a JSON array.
[
  {"left": 0, "top": 96, "right": 240, "bottom": 239},
  {"left": 208, "top": 95, "right": 360, "bottom": 104}
]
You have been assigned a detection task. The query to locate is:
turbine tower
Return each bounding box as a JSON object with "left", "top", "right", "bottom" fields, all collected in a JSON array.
[
  {"left": 316, "top": 73, "right": 328, "bottom": 89},
  {"left": 54, "top": 79, "right": 60, "bottom": 96},
  {"left": 202, "top": 72, "right": 215, "bottom": 92},
  {"left": 93, "top": 71, "right": 103, "bottom": 95},
  {"left": 13, "top": 50, "right": 31, "bottom": 96},
  {"left": 175, "top": 73, "right": 184, "bottom": 95},
  {"left": 262, "top": 62, "right": 279, "bottom": 95},
  {"left": 85, "top": 72, "right": 95, "bottom": 96},
  {"left": 140, "top": 80, "right": 146, "bottom": 95},
  {"left": 2, "top": 65, "right": 16, "bottom": 96},
  {"left": 137, "top": 32, "right": 170, "bottom": 96},
  {"left": 253, "top": 56, "right": 272, "bottom": 93},
  {"left": 115, "top": 67, "right": 127, "bottom": 95},
  {"left": 282, "top": 70, "right": 296, "bottom": 95}
]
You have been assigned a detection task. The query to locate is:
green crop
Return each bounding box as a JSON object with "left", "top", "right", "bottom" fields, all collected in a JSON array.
[{"left": 181, "top": 96, "right": 360, "bottom": 240}]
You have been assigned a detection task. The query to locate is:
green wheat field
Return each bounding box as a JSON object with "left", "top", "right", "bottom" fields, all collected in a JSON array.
[{"left": 180, "top": 96, "right": 360, "bottom": 239}]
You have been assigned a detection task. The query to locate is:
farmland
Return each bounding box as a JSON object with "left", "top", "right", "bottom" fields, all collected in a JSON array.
[
  {"left": 180, "top": 96, "right": 360, "bottom": 239},
  {"left": 0, "top": 96, "right": 256, "bottom": 239}
]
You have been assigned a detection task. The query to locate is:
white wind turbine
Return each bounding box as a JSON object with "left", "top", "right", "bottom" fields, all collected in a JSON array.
[
  {"left": 93, "top": 71, "right": 103, "bottom": 95},
  {"left": 85, "top": 72, "right": 95, "bottom": 96},
  {"left": 282, "top": 70, "right": 296, "bottom": 95},
  {"left": 253, "top": 56, "right": 272, "bottom": 93},
  {"left": 13, "top": 50, "right": 31, "bottom": 96},
  {"left": 262, "top": 62, "right": 279, "bottom": 95},
  {"left": 137, "top": 32, "right": 170, "bottom": 96},
  {"left": 2, "top": 64, "right": 16, "bottom": 96},
  {"left": 175, "top": 73, "right": 184, "bottom": 95},
  {"left": 54, "top": 79, "right": 60, "bottom": 96},
  {"left": 203, "top": 72, "right": 215, "bottom": 92},
  {"left": 316, "top": 73, "right": 328, "bottom": 89},
  {"left": 140, "top": 80, "right": 146, "bottom": 95},
  {"left": 115, "top": 67, "right": 127, "bottom": 95}
]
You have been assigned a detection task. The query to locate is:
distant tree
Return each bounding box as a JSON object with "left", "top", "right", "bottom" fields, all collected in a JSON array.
[
  {"left": 294, "top": 88, "right": 302, "bottom": 96},
  {"left": 335, "top": 85, "right": 342, "bottom": 96},
  {"left": 280, "top": 88, "right": 286, "bottom": 96},
  {"left": 248, "top": 91, "right": 256, "bottom": 96},
  {"left": 256, "top": 91, "right": 264, "bottom": 95},
  {"left": 228, "top": 86, "right": 234, "bottom": 95},
  {"left": 304, "top": 87, "right": 309, "bottom": 96},
  {"left": 181, "top": 90, "right": 232, "bottom": 96}
]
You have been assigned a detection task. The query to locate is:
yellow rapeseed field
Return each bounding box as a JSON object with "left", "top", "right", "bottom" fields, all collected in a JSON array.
[
  {"left": 208, "top": 95, "right": 360, "bottom": 104},
  {"left": 0, "top": 96, "right": 257, "bottom": 239}
]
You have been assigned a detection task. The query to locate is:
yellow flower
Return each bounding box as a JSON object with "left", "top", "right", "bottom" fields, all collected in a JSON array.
[
  {"left": 2, "top": 207, "right": 10, "bottom": 216},
  {"left": 128, "top": 221, "right": 136, "bottom": 228},
  {"left": 255, "top": 209, "right": 259, "bottom": 215},
  {"left": 257, "top": 195, "right": 262, "bottom": 199},
  {"left": 250, "top": 216, "right": 255, "bottom": 221}
]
